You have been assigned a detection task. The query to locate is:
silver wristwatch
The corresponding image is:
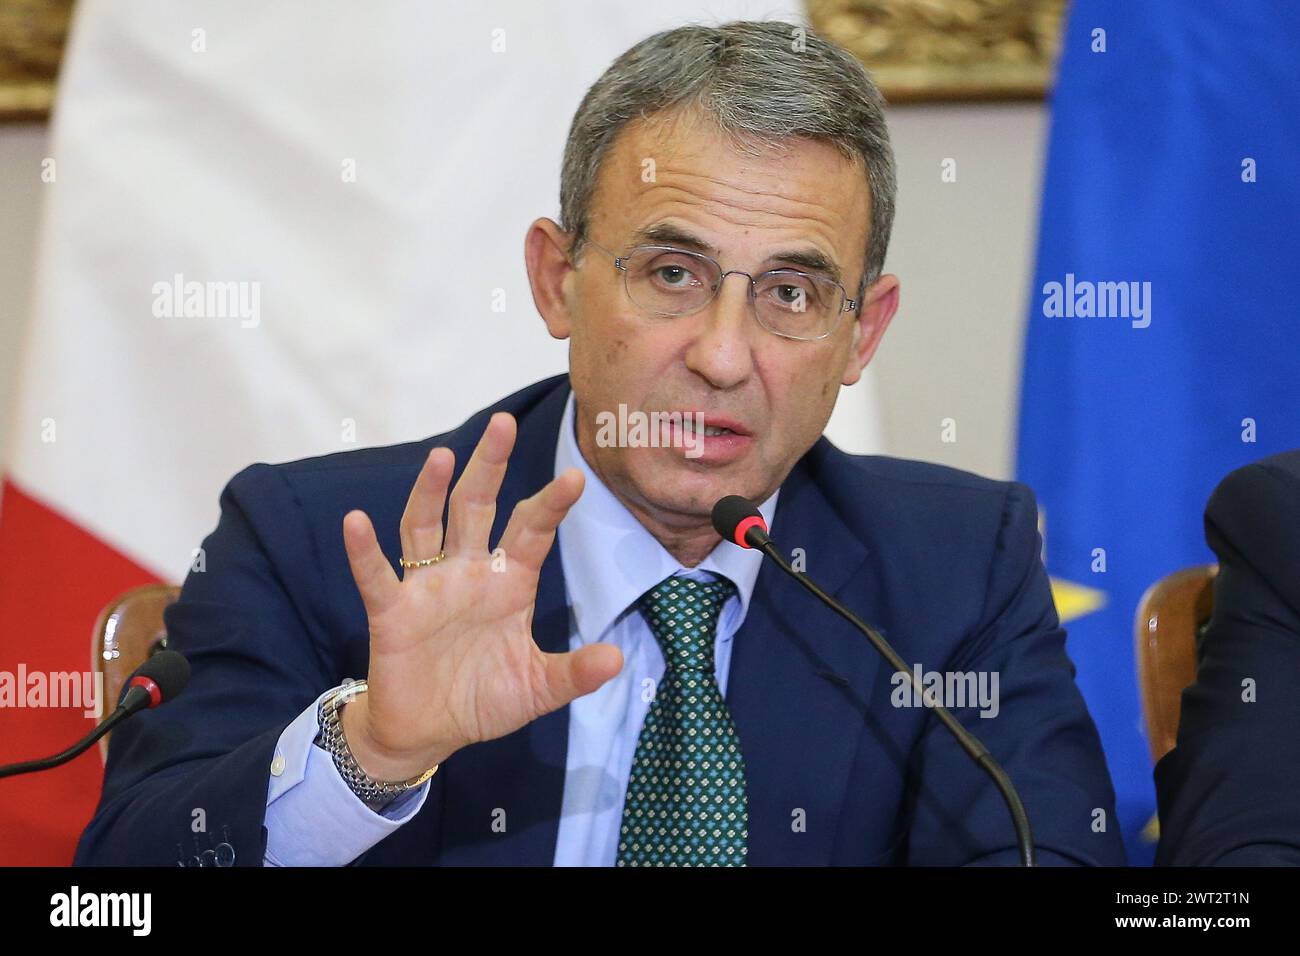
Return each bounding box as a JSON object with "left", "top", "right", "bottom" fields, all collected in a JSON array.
[{"left": 313, "top": 679, "right": 439, "bottom": 812}]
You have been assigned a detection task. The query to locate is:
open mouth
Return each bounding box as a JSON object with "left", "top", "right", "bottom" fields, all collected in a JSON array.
[
  {"left": 672, "top": 414, "right": 749, "bottom": 438},
  {"left": 672, "top": 421, "right": 743, "bottom": 443}
]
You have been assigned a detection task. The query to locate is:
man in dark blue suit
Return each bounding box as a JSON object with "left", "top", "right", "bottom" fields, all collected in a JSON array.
[
  {"left": 1155, "top": 451, "right": 1300, "bottom": 865},
  {"left": 77, "top": 20, "right": 1122, "bottom": 866}
]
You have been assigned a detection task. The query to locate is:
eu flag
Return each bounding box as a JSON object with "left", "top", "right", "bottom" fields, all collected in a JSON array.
[{"left": 1017, "top": 0, "right": 1300, "bottom": 864}]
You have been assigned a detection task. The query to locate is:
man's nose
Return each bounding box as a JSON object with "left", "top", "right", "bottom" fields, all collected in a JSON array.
[{"left": 683, "top": 272, "right": 756, "bottom": 390}]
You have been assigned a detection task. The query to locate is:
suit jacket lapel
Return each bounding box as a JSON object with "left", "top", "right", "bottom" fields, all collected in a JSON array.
[{"left": 727, "top": 443, "right": 882, "bottom": 866}]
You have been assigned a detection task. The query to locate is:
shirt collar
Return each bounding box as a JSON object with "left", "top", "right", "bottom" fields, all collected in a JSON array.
[{"left": 554, "top": 389, "right": 778, "bottom": 644}]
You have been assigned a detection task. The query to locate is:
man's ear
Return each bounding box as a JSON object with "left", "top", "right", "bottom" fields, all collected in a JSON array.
[
  {"left": 525, "top": 217, "right": 577, "bottom": 340},
  {"left": 841, "top": 273, "right": 900, "bottom": 386}
]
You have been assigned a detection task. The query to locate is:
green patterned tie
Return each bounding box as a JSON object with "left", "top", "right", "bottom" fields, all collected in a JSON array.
[{"left": 616, "top": 574, "right": 748, "bottom": 866}]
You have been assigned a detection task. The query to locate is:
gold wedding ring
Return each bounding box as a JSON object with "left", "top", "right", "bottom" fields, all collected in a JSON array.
[{"left": 399, "top": 551, "right": 447, "bottom": 569}]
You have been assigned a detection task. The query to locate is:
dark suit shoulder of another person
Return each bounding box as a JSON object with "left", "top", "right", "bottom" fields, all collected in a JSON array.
[{"left": 1155, "top": 450, "right": 1300, "bottom": 865}]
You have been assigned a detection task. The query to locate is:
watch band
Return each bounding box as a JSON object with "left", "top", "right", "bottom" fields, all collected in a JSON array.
[{"left": 314, "top": 679, "right": 439, "bottom": 812}]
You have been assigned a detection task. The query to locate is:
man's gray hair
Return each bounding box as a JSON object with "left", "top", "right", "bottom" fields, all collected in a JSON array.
[{"left": 560, "top": 20, "right": 896, "bottom": 291}]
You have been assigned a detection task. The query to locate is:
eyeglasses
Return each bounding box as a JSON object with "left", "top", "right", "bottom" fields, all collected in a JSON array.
[{"left": 579, "top": 237, "right": 860, "bottom": 342}]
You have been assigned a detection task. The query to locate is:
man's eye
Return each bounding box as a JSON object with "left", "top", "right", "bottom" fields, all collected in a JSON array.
[
  {"left": 654, "top": 266, "right": 694, "bottom": 287},
  {"left": 767, "top": 281, "right": 815, "bottom": 310}
]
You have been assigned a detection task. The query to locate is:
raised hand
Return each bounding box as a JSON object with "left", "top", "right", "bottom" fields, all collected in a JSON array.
[{"left": 338, "top": 411, "right": 623, "bottom": 781}]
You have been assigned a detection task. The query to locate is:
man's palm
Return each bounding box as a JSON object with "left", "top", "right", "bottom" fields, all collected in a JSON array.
[{"left": 340, "top": 412, "right": 623, "bottom": 774}]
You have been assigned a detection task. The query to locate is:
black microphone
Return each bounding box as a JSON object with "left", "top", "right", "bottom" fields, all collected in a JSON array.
[
  {"left": 712, "top": 495, "right": 1036, "bottom": 867},
  {"left": 0, "top": 650, "right": 191, "bottom": 780}
]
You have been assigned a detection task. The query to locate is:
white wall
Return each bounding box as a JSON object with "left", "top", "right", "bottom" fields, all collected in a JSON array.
[
  {"left": 0, "top": 124, "right": 47, "bottom": 474},
  {"left": 875, "top": 102, "right": 1049, "bottom": 480},
  {"left": 0, "top": 102, "right": 1047, "bottom": 484}
]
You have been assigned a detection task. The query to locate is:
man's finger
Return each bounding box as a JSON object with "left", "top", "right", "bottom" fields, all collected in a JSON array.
[
  {"left": 538, "top": 643, "right": 624, "bottom": 712},
  {"left": 444, "top": 412, "right": 516, "bottom": 556},
  {"left": 399, "top": 446, "right": 454, "bottom": 574},
  {"left": 342, "top": 509, "right": 400, "bottom": 616},
  {"left": 496, "top": 468, "right": 584, "bottom": 573}
]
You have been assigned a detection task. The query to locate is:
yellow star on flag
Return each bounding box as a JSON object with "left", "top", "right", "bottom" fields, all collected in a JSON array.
[{"left": 1049, "top": 576, "right": 1107, "bottom": 624}]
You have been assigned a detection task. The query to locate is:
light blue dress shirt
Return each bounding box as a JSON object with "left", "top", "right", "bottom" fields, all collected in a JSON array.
[{"left": 263, "top": 391, "right": 777, "bottom": 866}]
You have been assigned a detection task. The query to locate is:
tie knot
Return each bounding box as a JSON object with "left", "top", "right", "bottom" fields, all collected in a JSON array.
[{"left": 637, "top": 574, "right": 737, "bottom": 671}]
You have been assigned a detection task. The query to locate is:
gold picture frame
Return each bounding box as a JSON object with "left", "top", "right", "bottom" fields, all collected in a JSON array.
[
  {"left": 0, "top": 0, "right": 73, "bottom": 122},
  {"left": 807, "top": 0, "right": 1069, "bottom": 102}
]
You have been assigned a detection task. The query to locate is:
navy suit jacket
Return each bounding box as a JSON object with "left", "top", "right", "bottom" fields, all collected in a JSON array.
[
  {"left": 1155, "top": 450, "right": 1300, "bottom": 865},
  {"left": 76, "top": 375, "right": 1123, "bottom": 866}
]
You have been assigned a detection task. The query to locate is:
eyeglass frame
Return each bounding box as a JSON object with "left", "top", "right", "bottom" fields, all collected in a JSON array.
[{"left": 575, "top": 235, "right": 865, "bottom": 342}]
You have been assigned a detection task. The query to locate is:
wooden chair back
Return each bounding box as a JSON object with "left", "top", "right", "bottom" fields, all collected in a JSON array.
[
  {"left": 91, "top": 583, "right": 181, "bottom": 757},
  {"left": 1135, "top": 565, "right": 1217, "bottom": 763}
]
